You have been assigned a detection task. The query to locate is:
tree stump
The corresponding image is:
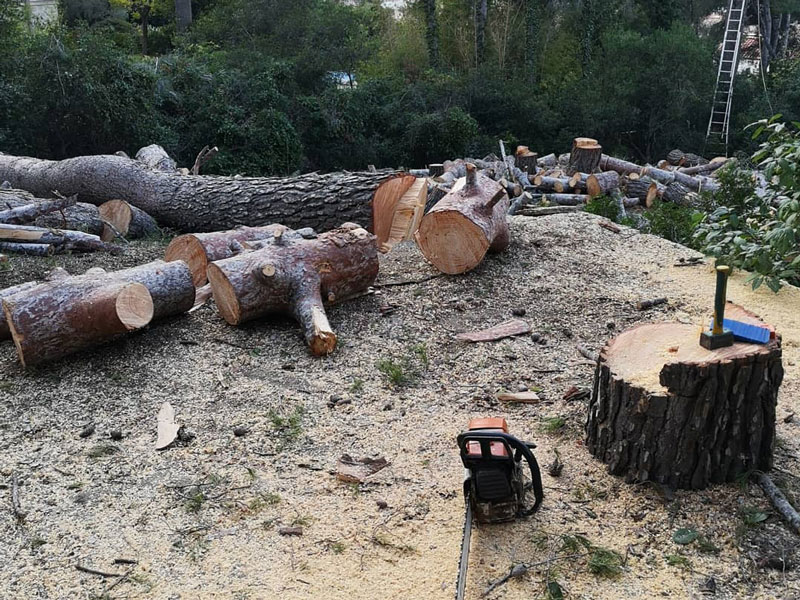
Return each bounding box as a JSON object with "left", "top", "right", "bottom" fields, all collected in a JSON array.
[
  {"left": 568, "top": 138, "right": 602, "bottom": 175},
  {"left": 514, "top": 146, "right": 539, "bottom": 174},
  {"left": 585, "top": 305, "right": 783, "bottom": 489},
  {"left": 414, "top": 163, "right": 509, "bottom": 274}
]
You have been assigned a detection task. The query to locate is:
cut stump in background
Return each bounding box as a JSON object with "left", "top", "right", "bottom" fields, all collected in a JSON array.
[{"left": 585, "top": 304, "right": 783, "bottom": 490}]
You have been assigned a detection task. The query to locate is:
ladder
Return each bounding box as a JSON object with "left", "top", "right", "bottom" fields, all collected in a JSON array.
[{"left": 706, "top": 0, "right": 747, "bottom": 151}]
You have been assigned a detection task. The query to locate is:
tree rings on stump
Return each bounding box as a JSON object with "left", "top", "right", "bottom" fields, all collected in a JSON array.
[{"left": 585, "top": 304, "right": 783, "bottom": 489}]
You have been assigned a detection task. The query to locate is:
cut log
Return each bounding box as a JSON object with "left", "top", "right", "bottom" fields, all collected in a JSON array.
[
  {"left": 0, "top": 280, "right": 40, "bottom": 339},
  {"left": 516, "top": 205, "right": 582, "bottom": 217},
  {"left": 586, "top": 171, "right": 620, "bottom": 197},
  {"left": 98, "top": 200, "right": 159, "bottom": 242},
  {"left": 532, "top": 175, "right": 568, "bottom": 193},
  {"left": 166, "top": 224, "right": 286, "bottom": 286},
  {"left": 514, "top": 146, "right": 539, "bottom": 174},
  {"left": 537, "top": 154, "right": 557, "bottom": 169},
  {"left": 568, "top": 138, "right": 602, "bottom": 175},
  {"left": 622, "top": 178, "right": 657, "bottom": 207},
  {"left": 0, "top": 223, "right": 119, "bottom": 253},
  {"left": 206, "top": 223, "right": 378, "bottom": 356},
  {"left": 0, "top": 189, "right": 103, "bottom": 234},
  {"left": 3, "top": 278, "right": 154, "bottom": 367},
  {"left": 414, "top": 163, "right": 509, "bottom": 275},
  {"left": 372, "top": 176, "right": 426, "bottom": 253},
  {"left": 99, "top": 260, "right": 195, "bottom": 321},
  {"left": 585, "top": 305, "right": 783, "bottom": 489},
  {"left": 599, "top": 155, "right": 719, "bottom": 193},
  {"left": 0, "top": 195, "right": 76, "bottom": 225},
  {"left": 599, "top": 155, "right": 645, "bottom": 177},
  {"left": 662, "top": 182, "right": 693, "bottom": 205},
  {"left": 541, "top": 193, "right": 589, "bottom": 206},
  {"left": 678, "top": 159, "right": 727, "bottom": 176},
  {"left": 135, "top": 144, "right": 177, "bottom": 172},
  {"left": 0, "top": 153, "right": 401, "bottom": 233},
  {"left": 666, "top": 149, "right": 708, "bottom": 168},
  {"left": 0, "top": 242, "right": 52, "bottom": 256}
]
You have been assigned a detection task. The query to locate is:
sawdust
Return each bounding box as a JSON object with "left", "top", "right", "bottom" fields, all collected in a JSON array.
[{"left": 0, "top": 213, "right": 799, "bottom": 600}]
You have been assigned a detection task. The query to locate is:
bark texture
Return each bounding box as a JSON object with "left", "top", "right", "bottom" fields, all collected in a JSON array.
[
  {"left": 586, "top": 306, "right": 783, "bottom": 489},
  {"left": 586, "top": 171, "right": 620, "bottom": 197},
  {"left": 0, "top": 189, "right": 103, "bottom": 234},
  {"left": 0, "top": 195, "right": 76, "bottom": 225},
  {"left": 568, "top": 138, "right": 602, "bottom": 175},
  {"left": 3, "top": 279, "right": 153, "bottom": 367},
  {"left": 415, "top": 164, "right": 509, "bottom": 275},
  {"left": 206, "top": 223, "right": 378, "bottom": 356},
  {"left": 0, "top": 153, "right": 399, "bottom": 234}
]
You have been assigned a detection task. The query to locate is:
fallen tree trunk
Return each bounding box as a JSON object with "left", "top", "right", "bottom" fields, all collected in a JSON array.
[
  {"left": 678, "top": 159, "right": 726, "bottom": 176},
  {"left": 568, "top": 138, "right": 602, "bottom": 175},
  {"left": 585, "top": 305, "right": 783, "bottom": 489},
  {"left": 0, "top": 268, "right": 69, "bottom": 339},
  {"left": 3, "top": 278, "right": 154, "bottom": 367},
  {"left": 207, "top": 223, "right": 378, "bottom": 355},
  {"left": 0, "top": 242, "right": 52, "bottom": 256},
  {"left": 415, "top": 163, "right": 509, "bottom": 274},
  {"left": 0, "top": 195, "right": 76, "bottom": 225},
  {"left": 586, "top": 171, "right": 620, "bottom": 197},
  {"left": 0, "top": 223, "right": 119, "bottom": 253},
  {"left": 98, "top": 200, "right": 159, "bottom": 242},
  {"left": 0, "top": 152, "right": 401, "bottom": 233}
]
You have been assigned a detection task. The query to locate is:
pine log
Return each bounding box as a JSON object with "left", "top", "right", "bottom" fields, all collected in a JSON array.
[
  {"left": 98, "top": 200, "right": 159, "bottom": 242},
  {"left": 599, "top": 155, "right": 718, "bottom": 193},
  {"left": 662, "top": 182, "right": 693, "bottom": 205},
  {"left": 541, "top": 193, "right": 589, "bottom": 206},
  {"left": 568, "top": 138, "right": 602, "bottom": 175},
  {"left": 135, "top": 144, "right": 178, "bottom": 172},
  {"left": 0, "top": 153, "right": 401, "bottom": 233},
  {"left": 678, "top": 159, "right": 727, "bottom": 176},
  {"left": 0, "top": 242, "right": 52, "bottom": 256},
  {"left": 0, "top": 195, "right": 76, "bottom": 225},
  {"left": 568, "top": 173, "right": 589, "bottom": 192},
  {"left": 0, "top": 189, "right": 104, "bottom": 235},
  {"left": 666, "top": 149, "right": 708, "bottom": 168},
  {"left": 586, "top": 171, "right": 620, "bottom": 197},
  {"left": 372, "top": 176, "right": 426, "bottom": 252},
  {"left": 207, "top": 223, "right": 378, "bottom": 356},
  {"left": 537, "top": 154, "right": 557, "bottom": 169},
  {"left": 622, "top": 178, "right": 657, "bottom": 207},
  {"left": 532, "top": 175, "right": 568, "bottom": 193},
  {"left": 585, "top": 305, "right": 783, "bottom": 489},
  {"left": 514, "top": 146, "right": 539, "bottom": 174},
  {"left": 0, "top": 268, "right": 70, "bottom": 339},
  {"left": 516, "top": 205, "right": 582, "bottom": 217},
  {"left": 166, "top": 224, "right": 287, "bottom": 286},
  {"left": 414, "top": 163, "right": 509, "bottom": 275},
  {"left": 3, "top": 278, "right": 154, "bottom": 367},
  {"left": 0, "top": 223, "right": 119, "bottom": 253}
]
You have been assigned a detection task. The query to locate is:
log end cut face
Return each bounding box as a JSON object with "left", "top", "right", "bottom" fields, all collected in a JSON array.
[
  {"left": 116, "top": 282, "right": 155, "bottom": 329},
  {"left": 166, "top": 235, "right": 208, "bottom": 287},
  {"left": 415, "top": 210, "right": 489, "bottom": 275},
  {"left": 99, "top": 199, "right": 133, "bottom": 242},
  {"left": 206, "top": 262, "right": 242, "bottom": 325}
]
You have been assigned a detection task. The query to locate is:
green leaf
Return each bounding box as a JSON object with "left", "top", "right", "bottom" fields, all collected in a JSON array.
[
  {"left": 673, "top": 528, "right": 699, "bottom": 545},
  {"left": 547, "top": 581, "right": 564, "bottom": 600}
]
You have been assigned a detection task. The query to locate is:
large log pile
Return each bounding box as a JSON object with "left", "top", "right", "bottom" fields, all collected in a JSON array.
[{"left": 585, "top": 304, "right": 783, "bottom": 489}]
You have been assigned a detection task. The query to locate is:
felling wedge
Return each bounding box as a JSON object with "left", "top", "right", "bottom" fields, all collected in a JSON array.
[{"left": 206, "top": 223, "right": 379, "bottom": 356}]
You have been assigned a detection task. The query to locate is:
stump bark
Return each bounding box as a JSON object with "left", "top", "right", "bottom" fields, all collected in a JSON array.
[
  {"left": 514, "top": 146, "right": 539, "bottom": 174},
  {"left": 586, "top": 171, "right": 620, "bottom": 197},
  {"left": 568, "top": 138, "right": 602, "bottom": 175},
  {"left": 585, "top": 305, "right": 783, "bottom": 489},
  {"left": 414, "top": 163, "right": 509, "bottom": 275},
  {"left": 206, "top": 223, "right": 379, "bottom": 356}
]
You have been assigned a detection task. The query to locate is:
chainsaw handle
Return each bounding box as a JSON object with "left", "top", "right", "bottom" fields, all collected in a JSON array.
[{"left": 457, "top": 431, "right": 544, "bottom": 515}]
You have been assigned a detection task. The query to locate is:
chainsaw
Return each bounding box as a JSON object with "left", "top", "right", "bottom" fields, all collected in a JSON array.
[{"left": 455, "top": 418, "right": 544, "bottom": 600}]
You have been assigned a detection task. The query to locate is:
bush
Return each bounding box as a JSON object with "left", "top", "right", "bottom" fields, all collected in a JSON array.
[
  {"left": 405, "top": 107, "right": 478, "bottom": 167},
  {"left": 644, "top": 201, "right": 704, "bottom": 245}
]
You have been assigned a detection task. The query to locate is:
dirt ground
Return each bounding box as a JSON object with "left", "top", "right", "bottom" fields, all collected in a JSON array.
[{"left": 1, "top": 212, "right": 799, "bottom": 600}]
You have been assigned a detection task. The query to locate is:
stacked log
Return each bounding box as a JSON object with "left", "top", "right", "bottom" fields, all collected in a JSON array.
[
  {"left": 206, "top": 223, "right": 378, "bottom": 356},
  {"left": 586, "top": 171, "right": 620, "bottom": 198},
  {"left": 415, "top": 163, "right": 509, "bottom": 274},
  {"left": 666, "top": 149, "right": 709, "bottom": 168},
  {"left": 568, "top": 138, "right": 602, "bottom": 175}
]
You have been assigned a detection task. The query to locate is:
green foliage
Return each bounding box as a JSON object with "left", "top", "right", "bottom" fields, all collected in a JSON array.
[
  {"left": 672, "top": 528, "right": 699, "bottom": 545},
  {"left": 695, "top": 117, "right": 800, "bottom": 291},
  {"left": 542, "top": 416, "right": 566, "bottom": 434},
  {"left": 584, "top": 195, "right": 620, "bottom": 221},
  {"left": 741, "top": 505, "right": 769, "bottom": 526},
  {"left": 405, "top": 107, "right": 478, "bottom": 166},
  {"left": 588, "top": 547, "right": 624, "bottom": 578},
  {"left": 644, "top": 201, "right": 704, "bottom": 245},
  {"left": 665, "top": 553, "right": 691, "bottom": 568},
  {"left": 376, "top": 357, "right": 415, "bottom": 387}
]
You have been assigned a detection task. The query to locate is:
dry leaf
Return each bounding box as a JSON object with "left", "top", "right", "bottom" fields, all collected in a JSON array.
[{"left": 156, "top": 402, "right": 180, "bottom": 450}]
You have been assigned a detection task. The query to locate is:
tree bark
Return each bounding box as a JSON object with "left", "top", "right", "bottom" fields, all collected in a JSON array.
[
  {"left": 0, "top": 195, "right": 76, "bottom": 225},
  {"left": 524, "top": 0, "right": 540, "bottom": 82},
  {"left": 0, "top": 223, "right": 118, "bottom": 253},
  {"left": 135, "top": 144, "right": 177, "bottom": 172},
  {"left": 666, "top": 149, "right": 708, "bottom": 167},
  {"left": 175, "top": 0, "right": 192, "bottom": 33},
  {"left": 0, "top": 242, "right": 52, "bottom": 256},
  {"left": 206, "top": 223, "right": 378, "bottom": 356},
  {"left": 599, "top": 155, "right": 719, "bottom": 193},
  {"left": 415, "top": 163, "right": 509, "bottom": 274},
  {"left": 3, "top": 279, "right": 154, "bottom": 367},
  {"left": 475, "top": 0, "right": 488, "bottom": 66},
  {"left": 0, "top": 153, "right": 399, "bottom": 234},
  {"left": 532, "top": 175, "right": 569, "bottom": 193},
  {"left": 678, "top": 159, "right": 726, "bottom": 176},
  {"left": 515, "top": 146, "right": 538, "bottom": 174},
  {"left": 540, "top": 193, "right": 590, "bottom": 206},
  {"left": 585, "top": 305, "right": 783, "bottom": 489},
  {"left": 622, "top": 177, "right": 657, "bottom": 207},
  {"left": 568, "top": 138, "right": 602, "bottom": 175},
  {"left": 0, "top": 189, "right": 103, "bottom": 234},
  {"left": 99, "top": 200, "right": 159, "bottom": 242}
]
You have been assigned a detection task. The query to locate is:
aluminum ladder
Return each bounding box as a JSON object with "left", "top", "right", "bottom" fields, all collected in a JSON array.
[{"left": 706, "top": 0, "right": 747, "bottom": 152}]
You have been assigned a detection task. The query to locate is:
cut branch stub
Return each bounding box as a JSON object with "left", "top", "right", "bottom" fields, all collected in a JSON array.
[
  {"left": 585, "top": 304, "right": 783, "bottom": 490},
  {"left": 3, "top": 278, "right": 153, "bottom": 367},
  {"left": 206, "top": 224, "right": 379, "bottom": 356},
  {"left": 414, "top": 163, "right": 509, "bottom": 275}
]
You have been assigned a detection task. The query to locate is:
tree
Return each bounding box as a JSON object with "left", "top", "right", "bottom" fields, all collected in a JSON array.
[
  {"left": 175, "top": 0, "right": 192, "bottom": 32},
  {"left": 475, "top": 0, "right": 488, "bottom": 65},
  {"left": 524, "top": 0, "right": 541, "bottom": 82},
  {"left": 422, "top": 0, "right": 440, "bottom": 68}
]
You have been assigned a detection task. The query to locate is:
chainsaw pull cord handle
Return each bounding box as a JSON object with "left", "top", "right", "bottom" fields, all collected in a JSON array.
[{"left": 456, "top": 431, "right": 544, "bottom": 516}]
